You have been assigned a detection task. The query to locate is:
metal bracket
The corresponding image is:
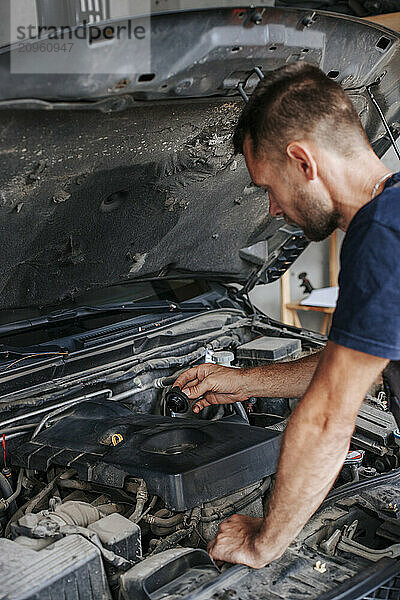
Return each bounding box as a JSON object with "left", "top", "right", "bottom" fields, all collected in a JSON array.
[
  {"left": 321, "top": 519, "right": 400, "bottom": 562},
  {"left": 0, "top": 95, "right": 135, "bottom": 113},
  {"left": 237, "top": 67, "right": 265, "bottom": 103}
]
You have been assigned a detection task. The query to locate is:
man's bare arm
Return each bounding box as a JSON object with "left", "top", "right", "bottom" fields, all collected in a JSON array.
[
  {"left": 240, "top": 351, "right": 321, "bottom": 398},
  {"left": 173, "top": 351, "right": 321, "bottom": 412},
  {"left": 207, "top": 341, "right": 389, "bottom": 567}
]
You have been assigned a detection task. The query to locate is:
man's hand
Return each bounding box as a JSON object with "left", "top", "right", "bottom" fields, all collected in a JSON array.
[
  {"left": 173, "top": 363, "right": 253, "bottom": 413},
  {"left": 207, "top": 515, "right": 281, "bottom": 569},
  {"left": 173, "top": 353, "right": 321, "bottom": 412}
]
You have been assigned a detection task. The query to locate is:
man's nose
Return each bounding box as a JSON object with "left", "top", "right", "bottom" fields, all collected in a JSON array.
[{"left": 269, "top": 196, "right": 283, "bottom": 218}]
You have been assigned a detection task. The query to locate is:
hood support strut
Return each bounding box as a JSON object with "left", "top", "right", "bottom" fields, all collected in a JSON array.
[{"left": 366, "top": 79, "right": 400, "bottom": 161}]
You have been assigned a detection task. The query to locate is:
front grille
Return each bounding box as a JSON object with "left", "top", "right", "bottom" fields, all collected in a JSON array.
[{"left": 363, "top": 576, "right": 400, "bottom": 600}]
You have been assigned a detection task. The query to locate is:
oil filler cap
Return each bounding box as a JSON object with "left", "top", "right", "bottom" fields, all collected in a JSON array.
[{"left": 165, "top": 387, "right": 190, "bottom": 414}]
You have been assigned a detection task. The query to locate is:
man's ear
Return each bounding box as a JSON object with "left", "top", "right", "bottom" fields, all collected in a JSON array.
[{"left": 286, "top": 142, "right": 317, "bottom": 181}]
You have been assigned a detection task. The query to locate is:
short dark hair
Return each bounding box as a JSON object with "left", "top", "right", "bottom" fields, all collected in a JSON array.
[{"left": 233, "top": 62, "right": 369, "bottom": 159}]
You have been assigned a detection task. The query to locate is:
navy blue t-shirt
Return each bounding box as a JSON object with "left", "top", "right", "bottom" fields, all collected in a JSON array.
[{"left": 329, "top": 172, "right": 400, "bottom": 359}]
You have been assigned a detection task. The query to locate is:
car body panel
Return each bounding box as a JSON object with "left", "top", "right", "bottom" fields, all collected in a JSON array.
[{"left": 0, "top": 7, "right": 398, "bottom": 311}]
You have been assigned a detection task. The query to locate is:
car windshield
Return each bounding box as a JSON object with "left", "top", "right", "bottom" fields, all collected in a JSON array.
[{"left": 0, "top": 279, "right": 210, "bottom": 347}]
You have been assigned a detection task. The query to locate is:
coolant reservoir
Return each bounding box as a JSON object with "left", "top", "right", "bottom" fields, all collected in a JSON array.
[{"left": 208, "top": 350, "right": 234, "bottom": 367}]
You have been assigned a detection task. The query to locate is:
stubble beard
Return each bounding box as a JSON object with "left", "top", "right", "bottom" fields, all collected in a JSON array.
[{"left": 285, "top": 187, "right": 340, "bottom": 242}]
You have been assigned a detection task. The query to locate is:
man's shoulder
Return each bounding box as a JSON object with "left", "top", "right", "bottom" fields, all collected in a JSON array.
[{"left": 331, "top": 173, "right": 400, "bottom": 361}]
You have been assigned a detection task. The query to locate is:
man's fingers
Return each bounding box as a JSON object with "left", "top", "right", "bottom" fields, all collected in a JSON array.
[
  {"left": 181, "top": 379, "right": 200, "bottom": 395},
  {"left": 208, "top": 538, "right": 223, "bottom": 561},
  {"left": 208, "top": 536, "right": 231, "bottom": 565},
  {"left": 192, "top": 397, "right": 211, "bottom": 413},
  {"left": 182, "top": 378, "right": 200, "bottom": 389},
  {"left": 192, "top": 391, "right": 223, "bottom": 413},
  {"left": 173, "top": 367, "right": 201, "bottom": 390},
  {"left": 217, "top": 516, "right": 236, "bottom": 533},
  {"left": 184, "top": 378, "right": 215, "bottom": 400},
  {"left": 218, "top": 520, "right": 230, "bottom": 532}
]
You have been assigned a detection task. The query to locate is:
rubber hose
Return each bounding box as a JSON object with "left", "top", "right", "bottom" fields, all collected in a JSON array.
[
  {"left": 143, "top": 513, "right": 185, "bottom": 528},
  {"left": 129, "top": 479, "right": 148, "bottom": 523},
  {"left": 0, "top": 469, "right": 23, "bottom": 511},
  {"left": 148, "top": 526, "right": 194, "bottom": 556},
  {"left": 24, "top": 469, "right": 75, "bottom": 515},
  {"left": 0, "top": 472, "right": 17, "bottom": 517},
  {"left": 200, "top": 478, "right": 271, "bottom": 523}
]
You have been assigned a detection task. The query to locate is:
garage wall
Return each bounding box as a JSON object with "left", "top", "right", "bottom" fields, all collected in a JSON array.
[{"left": 249, "top": 146, "right": 400, "bottom": 333}]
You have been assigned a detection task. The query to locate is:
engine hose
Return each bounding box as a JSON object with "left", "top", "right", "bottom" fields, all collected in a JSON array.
[
  {"left": 153, "top": 374, "right": 181, "bottom": 389},
  {"left": 0, "top": 320, "right": 246, "bottom": 413},
  {"left": 111, "top": 384, "right": 154, "bottom": 402},
  {"left": 32, "top": 390, "right": 112, "bottom": 439},
  {"left": 200, "top": 478, "right": 271, "bottom": 523},
  {"left": 5, "top": 501, "right": 30, "bottom": 537},
  {"left": 112, "top": 346, "right": 214, "bottom": 403},
  {"left": 111, "top": 347, "right": 209, "bottom": 392},
  {"left": 0, "top": 389, "right": 112, "bottom": 433},
  {"left": 136, "top": 496, "right": 157, "bottom": 524},
  {"left": 129, "top": 479, "right": 148, "bottom": 523},
  {"left": 143, "top": 512, "right": 185, "bottom": 528},
  {"left": 0, "top": 469, "right": 23, "bottom": 514},
  {"left": 23, "top": 469, "right": 75, "bottom": 515},
  {"left": 102, "top": 332, "right": 240, "bottom": 388},
  {"left": 4, "top": 472, "right": 73, "bottom": 538},
  {"left": 57, "top": 479, "right": 92, "bottom": 491},
  {"left": 148, "top": 526, "right": 195, "bottom": 557},
  {"left": 0, "top": 423, "right": 39, "bottom": 436},
  {"left": 0, "top": 471, "right": 17, "bottom": 517}
]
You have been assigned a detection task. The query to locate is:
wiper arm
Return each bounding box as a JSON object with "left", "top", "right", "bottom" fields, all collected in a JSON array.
[{"left": 0, "top": 300, "right": 206, "bottom": 337}]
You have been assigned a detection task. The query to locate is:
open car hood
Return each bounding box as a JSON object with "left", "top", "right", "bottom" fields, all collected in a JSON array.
[{"left": 0, "top": 6, "right": 399, "bottom": 311}]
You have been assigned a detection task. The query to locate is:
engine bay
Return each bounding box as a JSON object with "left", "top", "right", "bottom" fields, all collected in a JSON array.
[{"left": 1, "top": 308, "right": 400, "bottom": 599}]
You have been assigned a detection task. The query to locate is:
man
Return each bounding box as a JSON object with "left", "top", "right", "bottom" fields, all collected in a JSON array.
[{"left": 174, "top": 62, "right": 400, "bottom": 569}]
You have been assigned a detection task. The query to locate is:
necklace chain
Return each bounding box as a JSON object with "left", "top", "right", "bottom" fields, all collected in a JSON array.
[{"left": 371, "top": 172, "right": 393, "bottom": 200}]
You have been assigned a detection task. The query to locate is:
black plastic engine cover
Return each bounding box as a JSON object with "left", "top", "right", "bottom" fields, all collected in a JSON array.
[{"left": 12, "top": 399, "right": 282, "bottom": 510}]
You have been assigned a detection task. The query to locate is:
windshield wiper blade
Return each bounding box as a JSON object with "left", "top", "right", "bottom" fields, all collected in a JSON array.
[{"left": 0, "top": 300, "right": 207, "bottom": 337}]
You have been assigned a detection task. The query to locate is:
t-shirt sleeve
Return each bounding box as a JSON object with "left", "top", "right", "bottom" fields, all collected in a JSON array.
[{"left": 329, "top": 219, "right": 400, "bottom": 360}]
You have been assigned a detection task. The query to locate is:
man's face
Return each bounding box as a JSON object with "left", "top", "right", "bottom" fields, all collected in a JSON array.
[{"left": 243, "top": 137, "right": 340, "bottom": 242}]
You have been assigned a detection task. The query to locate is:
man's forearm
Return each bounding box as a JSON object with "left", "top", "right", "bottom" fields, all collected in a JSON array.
[
  {"left": 205, "top": 343, "right": 389, "bottom": 568},
  {"left": 254, "top": 342, "right": 388, "bottom": 560},
  {"left": 257, "top": 392, "right": 351, "bottom": 558},
  {"left": 244, "top": 351, "right": 321, "bottom": 398}
]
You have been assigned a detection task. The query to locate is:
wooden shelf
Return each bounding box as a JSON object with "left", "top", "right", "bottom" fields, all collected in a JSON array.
[
  {"left": 363, "top": 12, "right": 400, "bottom": 33},
  {"left": 280, "top": 231, "right": 339, "bottom": 334},
  {"left": 286, "top": 303, "right": 335, "bottom": 314}
]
